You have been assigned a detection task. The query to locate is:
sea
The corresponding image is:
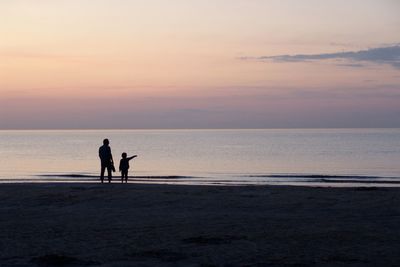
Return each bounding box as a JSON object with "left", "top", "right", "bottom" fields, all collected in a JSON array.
[{"left": 0, "top": 129, "right": 399, "bottom": 187}]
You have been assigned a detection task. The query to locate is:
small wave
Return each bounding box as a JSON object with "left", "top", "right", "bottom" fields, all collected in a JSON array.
[
  {"left": 245, "top": 174, "right": 385, "bottom": 179},
  {"left": 319, "top": 179, "right": 400, "bottom": 184},
  {"left": 39, "top": 174, "right": 97, "bottom": 178}
]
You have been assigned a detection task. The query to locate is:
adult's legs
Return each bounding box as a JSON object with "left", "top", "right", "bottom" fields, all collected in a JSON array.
[
  {"left": 107, "top": 166, "right": 112, "bottom": 183},
  {"left": 100, "top": 165, "right": 106, "bottom": 183}
]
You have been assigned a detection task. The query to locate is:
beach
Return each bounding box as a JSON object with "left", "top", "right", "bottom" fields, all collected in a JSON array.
[{"left": 1, "top": 183, "right": 400, "bottom": 266}]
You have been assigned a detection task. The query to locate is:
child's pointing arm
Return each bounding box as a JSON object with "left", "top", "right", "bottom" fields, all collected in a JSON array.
[{"left": 128, "top": 155, "right": 138, "bottom": 161}]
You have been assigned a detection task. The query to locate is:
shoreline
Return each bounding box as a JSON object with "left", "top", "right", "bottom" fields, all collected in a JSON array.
[
  {"left": 2, "top": 171, "right": 400, "bottom": 188},
  {"left": 1, "top": 183, "right": 400, "bottom": 266}
]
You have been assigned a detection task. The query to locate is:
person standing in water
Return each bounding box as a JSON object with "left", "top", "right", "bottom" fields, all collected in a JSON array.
[
  {"left": 119, "top": 153, "right": 137, "bottom": 183},
  {"left": 99, "top": 138, "right": 114, "bottom": 183}
]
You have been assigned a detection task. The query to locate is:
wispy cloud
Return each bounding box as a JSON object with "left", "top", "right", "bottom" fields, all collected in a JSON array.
[{"left": 242, "top": 45, "right": 400, "bottom": 69}]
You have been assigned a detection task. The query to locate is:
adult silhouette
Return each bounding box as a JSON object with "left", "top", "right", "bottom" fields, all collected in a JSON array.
[{"left": 99, "top": 138, "right": 114, "bottom": 183}]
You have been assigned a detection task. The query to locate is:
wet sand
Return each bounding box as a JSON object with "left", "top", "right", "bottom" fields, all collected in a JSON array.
[{"left": 1, "top": 183, "right": 400, "bottom": 266}]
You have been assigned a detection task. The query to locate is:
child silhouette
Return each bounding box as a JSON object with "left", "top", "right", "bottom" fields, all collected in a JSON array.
[{"left": 119, "top": 152, "right": 137, "bottom": 183}]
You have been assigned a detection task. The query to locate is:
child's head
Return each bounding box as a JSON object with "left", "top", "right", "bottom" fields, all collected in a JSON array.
[{"left": 121, "top": 152, "right": 127, "bottom": 158}]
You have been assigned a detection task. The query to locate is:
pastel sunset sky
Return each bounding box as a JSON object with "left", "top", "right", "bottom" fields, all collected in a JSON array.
[{"left": 1, "top": 0, "right": 399, "bottom": 128}]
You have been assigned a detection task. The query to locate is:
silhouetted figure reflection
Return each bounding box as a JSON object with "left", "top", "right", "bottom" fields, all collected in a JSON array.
[
  {"left": 119, "top": 152, "right": 137, "bottom": 183},
  {"left": 99, "top": 138, "right": 114, "bottom": 183}
]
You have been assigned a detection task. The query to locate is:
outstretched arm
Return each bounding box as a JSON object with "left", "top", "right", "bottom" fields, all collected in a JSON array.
[{"left": 128, "top": 155, "right": 138, "bottom": 161}]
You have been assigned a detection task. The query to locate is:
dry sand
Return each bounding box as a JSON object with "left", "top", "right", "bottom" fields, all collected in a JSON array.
[{"left": 0, "top": 183, "right": 400, "bottom": 266}]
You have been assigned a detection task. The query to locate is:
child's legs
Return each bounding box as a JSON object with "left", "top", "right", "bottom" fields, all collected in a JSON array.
[
  {"left": 121, "top": 170, "right": 128, "bottom": 182},
  {"left": 125, "top": 171, "right": 129, "bottom": 182}
]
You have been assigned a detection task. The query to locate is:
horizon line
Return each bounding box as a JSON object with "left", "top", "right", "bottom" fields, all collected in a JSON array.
[{"left": 1, "top": 127, "right": 399, "bottom": 131}]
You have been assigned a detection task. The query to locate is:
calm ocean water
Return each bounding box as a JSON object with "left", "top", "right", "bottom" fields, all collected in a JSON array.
[{"left": 0, "top": 129, "right": 399, "bottom": 186}]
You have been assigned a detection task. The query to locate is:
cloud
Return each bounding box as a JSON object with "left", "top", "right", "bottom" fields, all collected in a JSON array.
[
  {"left": 244, "top": 45, "right": 400, "bottom": 69},
  {"left": 335, "top": 63, "right": 366, "bottom": 68}
]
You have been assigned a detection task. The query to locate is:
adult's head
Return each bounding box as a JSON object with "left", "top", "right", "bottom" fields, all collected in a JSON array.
[{"left": 103, "top": 138, "right": 110, "bottom": 146}]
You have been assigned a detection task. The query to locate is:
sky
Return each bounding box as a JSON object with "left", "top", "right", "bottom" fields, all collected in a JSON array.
[{"left": 0, "top": 0, "right": 399, "bottom": 129}]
